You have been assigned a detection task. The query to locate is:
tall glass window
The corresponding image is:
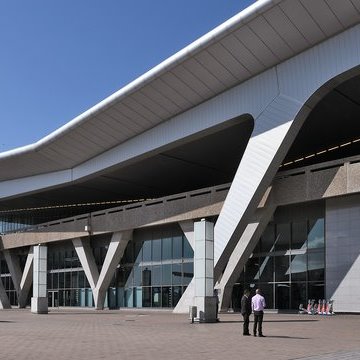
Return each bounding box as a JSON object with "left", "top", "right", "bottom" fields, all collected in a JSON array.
[{"left": 238, "top": 207, "right": 325, "bottom": 311}]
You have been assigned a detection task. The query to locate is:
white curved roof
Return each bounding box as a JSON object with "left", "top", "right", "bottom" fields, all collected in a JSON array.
[{"left": 1, "top": 0, "right": 360, "bottom": 182}]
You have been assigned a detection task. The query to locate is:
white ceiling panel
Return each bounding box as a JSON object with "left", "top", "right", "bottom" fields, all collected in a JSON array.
[
  {"left": 68, "top": 126, "right": 109, "bottom": 151},
  {"left": 161, "top": 72, "right": 202, "bottom": 105},
  {"left": 171, "top": 65, "right": 214, "bottom": 99},
  {"left": 280, "top": 0, "right": 325, "bottom": 45},
  {"left": 150, "top": 78, "right": 194, "bottom": 109},
  {"left": 300, "top": 0, "right": 343, "bottom": 37},
  {"left": 116, "top": 98, "right": 155, "bottom": 126},
  {"left": 131, "top": 91, "right": 172, "bottom": 119},
  {"left": 140, "top": 85, "right": 183, "bottom": 115},
  {"left": 97, "top": 111, "right": 138, "bottom": 138},
  {"left": 195, "top": 51, "right": 238, "bottom": 85},
  {"left": 207, "top": 42, "right": 251, "bottom": 81},
  {"left": 220, "top": 34, "right": 265, "bottom": 74},
  {"left": 248, "top": 15, "right": 294, "bottom": 61},
  {"left": 264, "top": 6, "right": 309, "bottom": 52},
  {"left": 233, "top": 25, "right": 279, "bottom": 67},
  {"left": 327, "top": 0, "right": 360, "bottom": 28},
  {"left": 350, "top": 0, "right": 360, "bottom": 13},
  {"left": 182, "top": 58, "right": 227, "bottom": 93},
  {"left": 106, "top": 106, "right": 145, "bottom": 132},
  {"left": 85, "top": 118, "right": 120, "bottom": 144},
  {"left": 123, "top": 96, "right": 159, "bottom": 126}
]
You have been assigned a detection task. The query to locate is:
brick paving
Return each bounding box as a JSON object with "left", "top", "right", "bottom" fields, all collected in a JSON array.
[{"left": 0, "top": 309, "right": 359, "bottom": 360}]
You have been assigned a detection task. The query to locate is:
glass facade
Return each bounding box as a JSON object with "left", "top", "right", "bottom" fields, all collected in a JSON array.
[
  {"left": 233, "top": 202, "right": 325, "bottom": 311},
  {"left": 45, "top": 225, "right": 194, "bottom": 309}
]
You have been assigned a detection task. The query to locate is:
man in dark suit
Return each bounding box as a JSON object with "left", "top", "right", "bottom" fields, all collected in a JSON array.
[{"left": 241, "top": 289, "right": 252, "bottom": 336}]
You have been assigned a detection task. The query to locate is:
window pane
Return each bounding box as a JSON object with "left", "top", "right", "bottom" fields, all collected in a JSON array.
[
  {"left": 183, "top": 237, "right": 193, "bottom": 259},
  {"left": 142, "top": 240, "right": 151, "bottom": 262},
  {"left": 245, "top": 257, "right": 260, "bottom": 283},
  {"left": 275, "top": 223, "right": 290, "bottom": 251},
  {"left": 259, "top": 256, "right": 273, "bottom": 282},
  {"left": 152, "top": 265, "right": 161, "bottom": 286},
  {"left": 308, "top": 219, "right": 324, "bottom": 249},
  {"left": 133, "top": 264, "right": 141, "bottom": 286},
  {"left": 172, "top": 236, "right": 183, "bottom": 259},
  {"left": 261, "top": 223, "right": 275, "bottom": 253},
  {"left": 124, "top": 243, "right": 134, "bottom": 263},
  {"left": 172, "top": 286, "right": 182, "bottom": 307},
  {"left": 292, "top": 221, "right": 307, "bottom": 250},
  {"left": 172, "top": 263, "right": 182, "bottom": 285},
  {"left": 142, "top": 287, "right": 151, "bottom": 307},
  {"left": 308, "top": 252, "right": 324, "bottom": 281},
  {"left": 162, "top": 264, "right": 172, "bottom": 285},
  {"left": 291, "top": 282, "right": 306, "bottom": 309},
  {"left": 142, "top": 267, "right": 152, "bottom": 286},
  {"left": 152, "top": 287, "right": 161, "bottom": 307},
  {"left": 162, "top": 287, "right": 172, "bottom": 307},
  {"left": 291, "top": 254, "right": 307, "bottom": 281},
  {"left": 275, "top": 283, "right": 290, "bottom": 309},
  {"left": 275, "top": 256, "right": 290, "bottom": 282},
  {"left": 134, "top": 242, "right": 142, "bottom": 264},
  {"left": 162, "top": 237, "right": 172, "bottom": 260},
  {"left": 308, "top": 282, "right": 324, "bottom": 301},
  {"left": 183, "top": 262, "right": 193, "bottom": 285},
  {"left": 152, "top": 239, "right": 161, "bottom": 262}
]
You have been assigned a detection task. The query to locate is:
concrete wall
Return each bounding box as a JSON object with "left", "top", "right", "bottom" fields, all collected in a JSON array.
[{"left": 326, "top": 194, "right": 360, "bottom": 312}]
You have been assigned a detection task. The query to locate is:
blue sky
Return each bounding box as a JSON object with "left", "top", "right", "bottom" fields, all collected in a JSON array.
[{"left": 0, "top": 1, "right": 255, "bottom": 152}]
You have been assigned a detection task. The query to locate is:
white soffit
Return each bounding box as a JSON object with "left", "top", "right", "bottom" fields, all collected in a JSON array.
[{"left": 1, "top": 0, "right": 360, "bottom": 181}]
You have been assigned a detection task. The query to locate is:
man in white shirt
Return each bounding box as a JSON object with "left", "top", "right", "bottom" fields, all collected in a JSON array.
[{"left": 251, "top": 288, "right": 266, "bottom": 337}]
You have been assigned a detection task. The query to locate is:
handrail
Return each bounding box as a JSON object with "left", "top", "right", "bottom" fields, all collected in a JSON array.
[{"left": 5, "top": 183, "right": 231, "bottom": 235}]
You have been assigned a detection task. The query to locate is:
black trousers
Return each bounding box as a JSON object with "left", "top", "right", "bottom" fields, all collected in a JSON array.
[
  {"left": 253, "top": 311, "right": 264, "bottom": 335},
  {"left": 242, "top": 313, "right": 250, "bottom": 334}
]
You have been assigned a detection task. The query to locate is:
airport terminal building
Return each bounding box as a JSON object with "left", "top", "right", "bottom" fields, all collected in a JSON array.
[{"left": 1, "top": 0, "right": 360, "bottom": 313}]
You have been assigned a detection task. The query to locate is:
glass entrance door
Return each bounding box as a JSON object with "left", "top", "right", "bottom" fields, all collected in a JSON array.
[{"left": 48, "top": 291, "right": 59, "bottom": 307}]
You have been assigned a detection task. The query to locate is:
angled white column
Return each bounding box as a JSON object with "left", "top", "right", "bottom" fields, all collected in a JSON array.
[
  {"left": 72, "top": 238, "right": 99, "bottom": 290},
  {"left": 217, "top": 206, "right": 276, "bottom": 311},
  {"left": 214, "top": 95, "right": 309, "bottom": 281},
  {"left": 18, "top": 247, "right": 34, "bottom": 308},
  {"left": 173, "top": 221, "right": 195, "bottom": 314},
  {"left": 3, "top": 247, "right": 33, "bottom": 308},
  {"left": 3, "top": 250, "right": 22, "bottom": 296},
  {"left": 31, "top": 245, "right": 48, "bottom": 314},
  {"left": 0, "top": 275, "right": 11, "bottom": 309},
  {"left": 93, "top": 231, "right": 132, "bottom": 309},
  {"left": 73, "top": 230, "right": 133, "bottom": 310}
]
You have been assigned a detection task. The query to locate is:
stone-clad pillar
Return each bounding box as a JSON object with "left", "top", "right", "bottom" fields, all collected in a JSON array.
[
  {"left": 194, "top": 219, "right": 216, "bottom": 322},
  {"left": 31, "top": 245, "right": 48, "bottom": 314}
]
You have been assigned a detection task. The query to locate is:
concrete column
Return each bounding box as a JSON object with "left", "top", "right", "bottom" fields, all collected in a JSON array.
[
  {"left": 3, "top": 250, "right": 22, "bottom": 296},
  {"left": 173, "top": 221, "right": 195, "bottom": 314},
  {"left": 214, "top": 95, "right": 309, "bottom": 281},
  {"left": 217, "top": 206, "right": 276, "bottom": 311},
  {"left": 18, "top": 247, "right": 34, "bottom": 308},
  {"left": 73, "top": 231, "right": 132, "bottom": 310},
  {"left": 31, "top": 245, "right": 48, "bottom": 314},
  {"left": 194, "top": 219, "right": 216, "bottom": 322},
  {"left": 93, "top": 231, "right": 132, "bottom": 310},
  {"left": 3, "top": 247, "right": 33, "bottom": 308},
  {"left": 0, "top": 275, "right": 11, "bottom": 309},
  {"left": 72, "top": 238, "right": 99, "bottom": 290}
]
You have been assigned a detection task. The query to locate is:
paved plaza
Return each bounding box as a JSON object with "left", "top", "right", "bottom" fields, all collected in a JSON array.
[{"left": 0, "top": 308, "right": 359, "bottom": 360}]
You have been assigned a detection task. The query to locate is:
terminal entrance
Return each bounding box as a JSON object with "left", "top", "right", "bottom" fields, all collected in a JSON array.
[{"left": 48, "top": 290, "right": 59, "bottom": 307}]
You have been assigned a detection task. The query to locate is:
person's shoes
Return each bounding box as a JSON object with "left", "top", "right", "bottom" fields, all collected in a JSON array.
[
  {"left": 253, "top": 334, "right": 257, "bottom": 337},
  {"left": 259, "top": 334, "right": 266, "bottom": 337},
  {"left": 243, "top": 333, "right": 251, "bottom": 336}
]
